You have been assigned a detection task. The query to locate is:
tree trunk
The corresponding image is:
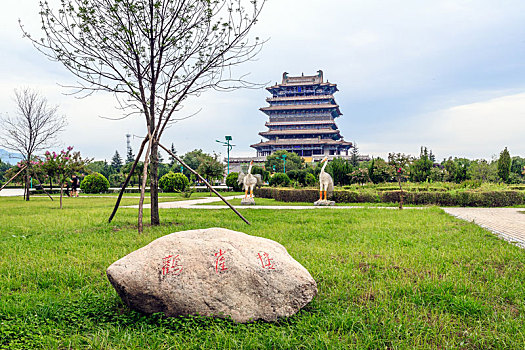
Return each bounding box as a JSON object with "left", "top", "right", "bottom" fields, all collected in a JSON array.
[
  {"left": 60, "top": 180, "right": 63, "bottom": 209},
  {"left": 149, "top": 140, "right": 160, "bottom": 225},
  {"left": 398, "top": 176, "right": 404, "bottom": 210},
  {"left": 138, "top": 144, "right": 151, "bottom": 234},
  {"left": 25, "top": 169, "right": 30, "bottom": 201}
]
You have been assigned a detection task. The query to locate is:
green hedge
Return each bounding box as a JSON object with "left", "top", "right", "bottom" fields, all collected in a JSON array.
[{"left": 255, "top": 187, "right": 525, "bottom": 207}]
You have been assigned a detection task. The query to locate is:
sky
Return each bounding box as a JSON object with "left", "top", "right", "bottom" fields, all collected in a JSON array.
[{"left": 1, "top": 0, "right": 525, "bottom": 163}]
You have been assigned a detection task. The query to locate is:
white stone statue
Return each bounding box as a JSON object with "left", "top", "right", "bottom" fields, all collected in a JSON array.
[
  {"left": 237, "top": 160, "right": 262, "bottom": 200},
  {"left": 318, "top": 156, "right": 334, "bottom": 202}
]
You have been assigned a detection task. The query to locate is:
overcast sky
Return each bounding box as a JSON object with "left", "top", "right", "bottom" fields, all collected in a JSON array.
[{"left": 1, "top": 1, "right": 525, "bottom": 163}]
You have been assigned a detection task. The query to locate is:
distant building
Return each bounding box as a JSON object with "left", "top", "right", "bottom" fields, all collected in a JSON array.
[{"left": 250, "top": 71, "right": 353, "bottom": 162}]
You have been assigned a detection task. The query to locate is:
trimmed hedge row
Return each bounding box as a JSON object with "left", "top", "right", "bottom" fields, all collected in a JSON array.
[{"left": 255, "top": 187, "right": 525, "bottom": 207}]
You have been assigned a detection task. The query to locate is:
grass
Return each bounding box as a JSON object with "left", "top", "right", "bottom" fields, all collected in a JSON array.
[{"left": 1, "top": 196, "right": 525, "bottom": 349}]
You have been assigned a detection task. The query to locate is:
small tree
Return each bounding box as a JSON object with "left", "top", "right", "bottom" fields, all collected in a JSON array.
[
  {"left": 497, "top": 147, "right": 512, "bottom": 183},
  {"left": 0, "top": 88, "right": 66, "bottom": 200},
  {"left": 197, "top": 154, "right": 224, "bottom": 196},
  {"left": 368, "top": 157, "right": 391, "bottom": 184},
  {"left": 169, "top": 143, "right": 177, "bottom": 167},
  {"left": 265, "top": 151, "right": 303, "bottom": 173},
  {"left": 43, "top": 147, "right": 90, "bottom": 208},
  {"left": 409, "top": 147, "right": 433, "bottom": 182},
  {"left": 350, "top": 142, "right": 359, "bottom": 167},
  {"left": 327, "top": 157, "right": 352, "bottom": 186},
  {"left": 25, "top": 0, "right": 266, "bottom": 228},
  {"left": 467, "top": 159, "right": 498, "bottom": 182},
  {"left": 110, "top": 151, "right": 123, "bottom": 173},
  {"left": 126, "top": 147, "right": 135, "bottom": 164},
  {"left": 388, "top": 153, "right": 411, "bottom": 209}
]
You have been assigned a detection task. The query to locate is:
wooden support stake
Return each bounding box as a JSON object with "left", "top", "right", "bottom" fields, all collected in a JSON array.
[
  {"left": 159, "top": 143, "right": 251, "bottom": 226},
  {"left": 0, "top": 165, "right": 27, "bottom": 193},
  {"left": 108, "top": 136, "right": 149, "bottom": 223},
  {"left": 32, "top": 174, "right": 53, "bottom": 201}
]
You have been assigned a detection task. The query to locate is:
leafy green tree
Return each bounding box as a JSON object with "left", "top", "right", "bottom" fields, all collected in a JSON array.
[
  {"left": 265, "top": 151, "right": 303, "bottom": 173},
  {"left": 327, "top": 157, "right": 352, "bottom": 186},
  {"left": 126, "top": 147, "right": 135, "bottom": 164},
  {"left": 409, "top": 147, "right": 433, "bottom": 182},
  {"left": 368, "top": 157, "right": 391, "bottom": 184},
  {"left": 443, "top": 157, "right": 471, "bottom": 183},
  {"left": 0, "top": 159, "right": 10, "bottom": 183},
  {"left": 122, "top": 161, "right": 145, "bottom": 189},
  {"left": 169, "top": 143, "right": 177, "bottom": 167},
  {"left": 350, "top": 142, "right": 359, "bottom": 167},
  {"left": 197, "top": 153, "right": 224, "bottom": 195},
  {"left": 497, "top": 147, "right": 512, "bottom": 183},
  {"left": 87, "top": 160, "right": 113, "bottom": 179},
  {"left": 467, "top": 159, "right": 498, "bottom": 182},
  {"left": 182, "top": 149, "right": 212, "bottom": 179},
  {"left": 510, "top": 156, "right": 525, "bottom": 178},
  {"left": 348, "top": 168, "right": 370, "bottom": 185},
  {"left": 110, "top": 151, "right": 123, "bottom": 173}
]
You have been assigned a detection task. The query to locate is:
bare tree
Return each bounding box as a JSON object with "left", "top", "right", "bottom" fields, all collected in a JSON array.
[
  {"left": 22, "top": 0, "right": 265, "bottom": 226},
  {"left": 0, "top": 89, "right": 66, "bottom": 200}
]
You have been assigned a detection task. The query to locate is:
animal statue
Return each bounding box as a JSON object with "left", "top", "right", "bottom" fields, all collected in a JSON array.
[
  {"left": 319, "top": 156, "right": 334, "bottom": 201},
  {"left": 237, "top": 161, "right": 263, "bottom": 199}
]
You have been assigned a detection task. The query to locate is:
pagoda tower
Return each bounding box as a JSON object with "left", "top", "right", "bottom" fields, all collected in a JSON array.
[{"left": 251, "top": 71, "right": 352, "bottom": 159}]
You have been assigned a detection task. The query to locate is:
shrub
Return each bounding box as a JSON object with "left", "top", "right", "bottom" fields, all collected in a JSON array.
[
  {"left": 305, "top": 173, "right": 317, "bottom": 186},
  {"left": 159, "top": 172, "right": 189, "bottom": 192},
  {"left": 269, "top": 173, "right": 290, "bottom": 187},
  {"left": 287, "top": 169, "right": 311, "bottom": 186},
  {"left": 226, "top": 172, "right": 243, "bottom": 191},
  {"left": 80, "top": 172, "right": 109, "bottom": 194}
]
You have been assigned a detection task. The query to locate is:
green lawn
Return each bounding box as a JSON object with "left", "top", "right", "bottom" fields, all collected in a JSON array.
[{"left": 1, "top": 196, "right": 524, "bottom": 349}]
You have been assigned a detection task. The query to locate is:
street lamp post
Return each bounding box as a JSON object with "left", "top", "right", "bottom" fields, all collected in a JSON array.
[
  {"left": 281, "top": 154, "right": 287, "bottom": 173},
  {"left": 216, "top": 136, "right": 234, "bottom": 175}
]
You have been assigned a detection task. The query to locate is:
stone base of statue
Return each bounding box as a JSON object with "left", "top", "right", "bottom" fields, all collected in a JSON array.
[
  {"left": 241, "top": 197, "right": 256, "bottom": 205},
  {"left": 314, "top": 199, "right": 335, "bottom": 206}
]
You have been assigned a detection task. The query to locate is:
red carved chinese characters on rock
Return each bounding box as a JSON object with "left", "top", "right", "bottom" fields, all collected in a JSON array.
[
  {"left": 258, "top": 252, "right": 275, "bottom": 270},
  {"left": 214, "top": 249, "right": 228, "bottom": 273},
  {"left": 162, "top": 254, "right": 183, "bottom": 276}
]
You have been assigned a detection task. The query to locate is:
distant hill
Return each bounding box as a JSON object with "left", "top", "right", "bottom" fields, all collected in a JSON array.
[{"left": 0, "top": 149, "right": 22, "bottom": 165}]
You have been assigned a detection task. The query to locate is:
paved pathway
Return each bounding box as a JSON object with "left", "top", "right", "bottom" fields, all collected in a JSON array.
[
  {"left": 442, "top": 207, "right": 525, "bottom": 248},
  {"left": 127, "top": 196, "right": 421, "bottom": 210},
  {"left": 0, "top": 189, "right": 24, "bottom": 197}
]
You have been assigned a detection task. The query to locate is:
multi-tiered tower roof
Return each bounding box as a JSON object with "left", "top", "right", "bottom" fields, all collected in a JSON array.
[{"left": 251, "top": 71, "right": 352, "bottom": 159}]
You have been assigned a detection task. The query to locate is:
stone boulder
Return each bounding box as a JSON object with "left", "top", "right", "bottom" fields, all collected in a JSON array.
[{"left": 106, "top": 227, "right": 317, "bottom": 323}]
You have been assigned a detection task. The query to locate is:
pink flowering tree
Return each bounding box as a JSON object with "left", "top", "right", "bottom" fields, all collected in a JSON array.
[
  {"left": 388, "top": 153, "right": 412, "bottom": 209},
  {"left": 42, "top": 147, "right": 90, "bottom": 208}
]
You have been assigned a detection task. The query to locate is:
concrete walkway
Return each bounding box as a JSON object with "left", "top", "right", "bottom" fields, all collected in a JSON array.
[
  {"left": 0, "top": 189, "right": 24, "bottom": 197},
  {"left": 127, "top": 196, "right": 421, "bottom": 210},
  {"left": 442, "top": 207, "right": 525, "bottom": 248}
]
